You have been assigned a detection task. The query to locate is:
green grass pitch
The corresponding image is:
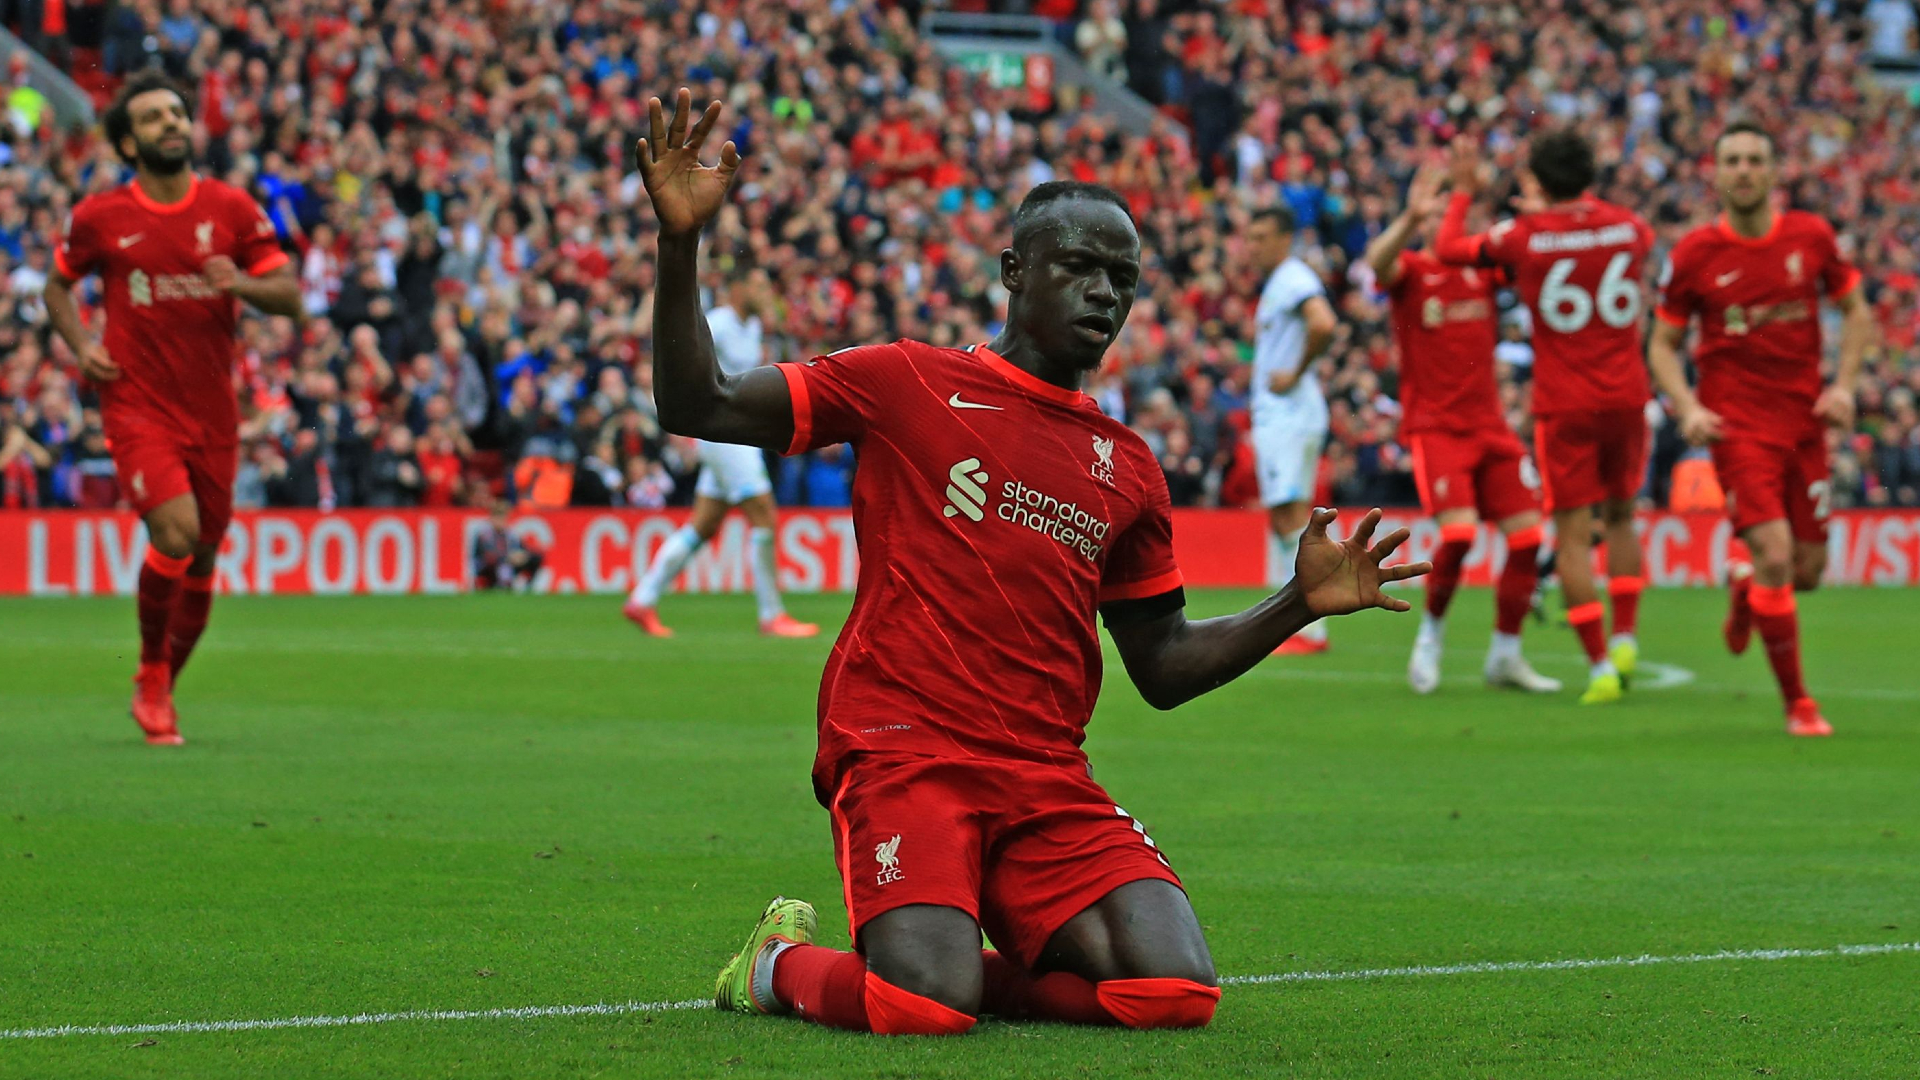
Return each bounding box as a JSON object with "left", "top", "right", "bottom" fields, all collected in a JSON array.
[{"left": 4, "top": 587, "right": 1917, "bottom": 1078}]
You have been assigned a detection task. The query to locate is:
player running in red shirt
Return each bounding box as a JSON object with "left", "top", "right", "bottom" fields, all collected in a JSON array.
[
  {"left": 638, "top": 89, "right": 1428, "bottom": 1035},
  {"left": 1363, "top": 166, "right": 1559, "bottom": 696},
  {"left": 44, "top": 72, "right": 300, "bottom": 744},
  {"left": 1435, "top": 132, "right": 1655, "bottom": 706},
  {"left": 1648, "top": 122, "right": 1873, "bottom": 737}
]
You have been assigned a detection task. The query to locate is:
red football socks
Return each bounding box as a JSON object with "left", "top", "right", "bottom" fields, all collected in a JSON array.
[
  {"left": 769, "top": 945, "right": 973, "bottom": 1034},
  {"left": 1608, "top": 576, "right": 1644, "bottom": 638},
  {"left": 169, "top": 573, "right": 215, "bottom": 679},
  {"left": 770, "top": 946, "right": 1216, "bottom": 1033},
  {"left": 771, "top": 945, "right": 870, "bottom": 1030},
  {"left": 1425, "top": 524, "right": 1476, "bottom": 618},
  {"left": 863, "top": 971, "right": 976, "bottom": 1035},
  {"left": 1749, "top": 584, "right": 1807, "bottom": 704},
  {"left": 980, "top": 950, "right": 1111, "bottom": 1025},
  {"left": 1094, "top": 977, "right": 1221, "bottom": 1029},
  {"left": 138, "top": 550, "right": 190, "bottom": 665},
  {"left": 1496, "top": 525, "right": 1543, "bottom": 635},
  {"left": 1568, "top": 601, "right": 1608, "bottom": 664}
]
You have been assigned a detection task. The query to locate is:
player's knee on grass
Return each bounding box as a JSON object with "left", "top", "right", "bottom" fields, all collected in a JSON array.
[
  {"left": 1043, "top": 880, "right": 1219, "bottom": 988},
  {"left": 863, "top": 972, "right": 978, "bottom": 1036},
  {"left": 861, "top": 906, "right": 985, "bottom": 1018}
]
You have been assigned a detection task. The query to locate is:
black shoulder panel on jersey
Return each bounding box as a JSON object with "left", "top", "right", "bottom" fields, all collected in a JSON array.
[{"left": 1099, "top": 586, "right": 1186, "bottom": 627}]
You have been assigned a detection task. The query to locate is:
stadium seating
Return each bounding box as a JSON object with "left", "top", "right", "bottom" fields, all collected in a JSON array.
[{"left": 1, "top": 0, "right": 1915, "bottom": 512}]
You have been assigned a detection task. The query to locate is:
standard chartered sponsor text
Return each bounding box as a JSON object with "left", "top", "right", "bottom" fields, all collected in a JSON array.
[{"left": 997, "top": 479, "right": 1111, "bottom": 561}]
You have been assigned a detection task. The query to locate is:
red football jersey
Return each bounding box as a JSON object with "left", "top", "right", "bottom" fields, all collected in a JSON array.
[
  {"left": 776, "top": 342, "right": 1183, "bottom": 800},
  {"left": 1388, "top": 250, "right": 1506, "bottom": 435},
  {"left": 1437, "top": 193, "right": 1653, "bottom": 416},
  {"left": 1656, "top": 211, "right": 1861, "bottom": 447},
  {"left": 54, "top": 176, "right": 290, "bottom": 448}
]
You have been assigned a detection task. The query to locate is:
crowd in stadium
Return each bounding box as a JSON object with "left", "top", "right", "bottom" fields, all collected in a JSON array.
[{"left": 3, "top": 0, "right": 1919, "bottom": 513}]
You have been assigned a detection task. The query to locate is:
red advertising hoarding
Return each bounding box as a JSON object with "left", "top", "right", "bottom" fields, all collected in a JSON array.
[{"left": 3, "top": 508, "right": 1918, "bottom": 597}]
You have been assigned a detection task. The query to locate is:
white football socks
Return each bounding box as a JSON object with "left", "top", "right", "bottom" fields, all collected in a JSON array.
[
  {"left": 749, "top": 526, "right": 784, "bottom": 623},
  {"left": 631, "top": 525, "right": 701, "bottom": 608}
]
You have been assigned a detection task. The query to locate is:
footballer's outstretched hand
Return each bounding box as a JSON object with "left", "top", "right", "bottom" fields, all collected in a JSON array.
[
  {"left": 1812, "top": 385, "right": 1856, "bottom": 431},
  {"left": 637, "top": 88, "right": 741, "bottom": 239},
  {"left": 1295, "top": 507, "right": 1430, "bottom": 617}
]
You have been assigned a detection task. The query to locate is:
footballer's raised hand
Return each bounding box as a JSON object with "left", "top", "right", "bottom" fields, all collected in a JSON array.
[
  {"left": 637, "top": 88, "right": 741, "bottom": 239},
  {"left": 1295, "top": 507, "right": 1430, "bottom": 617}
]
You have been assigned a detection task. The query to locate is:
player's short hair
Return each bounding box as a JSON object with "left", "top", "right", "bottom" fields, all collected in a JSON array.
[
  {"left": 1010, "top": 181, "right": 1134, "bottom": 253},
  {"left": 103, "top": 69, "right": 194, "bottom": 165},
  {"left": 1714, "top": 121, "right": 1776, "bottom": 158},
  {"left": 1527, "top": 129, "right": 1596, "bottom": 202},
  {"left": 1250, "top": 205, "right": 1296, "bottom": 235}
]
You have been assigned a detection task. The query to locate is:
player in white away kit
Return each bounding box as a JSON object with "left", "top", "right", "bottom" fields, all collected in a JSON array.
[
  {"left": 1246, "top": 206, "right": 1338, "bottom": 654},
  {"left": 624, "top": 270, "right": 819, "bottom": 638}
]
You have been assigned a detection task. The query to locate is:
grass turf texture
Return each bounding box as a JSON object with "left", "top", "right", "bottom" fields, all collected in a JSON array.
[{"left": 3, "top": 587, "right": 1917, "bottom": 1079}]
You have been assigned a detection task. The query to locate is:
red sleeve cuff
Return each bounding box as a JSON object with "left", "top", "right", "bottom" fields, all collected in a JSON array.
[
  {"left": 52, "top": 245, "right": 79, "bottom": 280},
  {"left": 1098, "top": 568, "right": 1184, "bottom": 603},
  {"left": 248, "top": 251, "right": 292, "bottom": 276},
  {"left": 1831, "top": 269, "right": 1863, "bottom": 302},
  {"left": 776, "top": 362, "right": 812, "bottom": 457},
  {"left": 1654, "top": 306, "right": 1689, "bottom": 327}
]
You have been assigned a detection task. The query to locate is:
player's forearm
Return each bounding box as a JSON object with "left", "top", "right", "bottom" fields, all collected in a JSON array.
[
  {"left": 1303, "top": 324, "right": 1334, "bottom": 363},
  {"left": 1833, "top": 301, "right": 1873, "bottom": 393},
  {"left": 43, "top": 277, "right": 94, "bottom": 354},
  {"left": 651, "top": 234, "right": 730, "bottom": 436},
  {"left": 230, "top": 272, "right": 302, "bottom": 317},
  {"left": 1646, "top": 334, "right": 1698, "bottom": 413},
  {"left": 1120, "top": 586, "right": 1317, "bottom": 710},
  {"left": 1362, "top": 212, "right": 1418, "bottom": 282},
  {"left": 1431, "top": 193, "right": 1482, "bottom": 265}
]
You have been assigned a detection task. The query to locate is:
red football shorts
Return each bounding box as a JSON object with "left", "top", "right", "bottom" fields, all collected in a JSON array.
[
  {"left": 1410, "top": 429, "right": 1539, "bottom": 522},
  {"left": 827, "top": 752, "right": 1184, "bottom": 969},
  {"left": 1532, "top": 408, "right": 1648, "bottom": 513},
  {"left": 108, "top": 428, "right": 238, "bottom": 545},
  {"left": 1710, "top": 435, "right": 1832, "bottom": 543}
]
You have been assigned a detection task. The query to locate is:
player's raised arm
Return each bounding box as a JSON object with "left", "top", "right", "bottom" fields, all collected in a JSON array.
[
  {"left": 1107, "top": 508, "right": 1429, "bottom": 711},
  {"left": 1362, "top": 166, "right": 1446, "bottom": 286},
  {"left": 639, "top": 88, "right": 795, "bottom": 450},
  {"left": 1430, "top": 140, "right": 1491, "bottom": 266}
]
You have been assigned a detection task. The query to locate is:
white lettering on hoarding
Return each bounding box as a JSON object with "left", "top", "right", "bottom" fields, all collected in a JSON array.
[
  {"left": 254, "top": 518, "right": 302, "bottom": 594},
  {"left": 28, "top": 520, "right": 67, "bottom": 596},
  {"left": 580, "top": 516, "right": 629, "bottom": 593},
  {"left": 781, "top": 515, "right": 824, "bottom": 592},
  {"left": 308, "top": 518, "right": 358, "bottom": 595},
  {"left": 364, "top": 517, "right": 414, "bottom": 594}
]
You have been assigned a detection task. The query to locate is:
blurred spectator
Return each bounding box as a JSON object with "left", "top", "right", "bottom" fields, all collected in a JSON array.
[
  {"left": 471, "top": 503, "right": 544, "bottom": 591},
  {"left": 2, "top": 0, "right": 1914, "bottom": 517}
]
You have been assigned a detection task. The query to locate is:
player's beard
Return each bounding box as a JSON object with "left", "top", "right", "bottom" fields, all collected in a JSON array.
[{"left": 133, "top": 134, "right": 192, "bottom": 176}]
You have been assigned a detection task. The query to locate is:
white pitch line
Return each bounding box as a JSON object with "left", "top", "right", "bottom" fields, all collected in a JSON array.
[{"left": 4, "top": 941, "right": 1914, "bottom": 1041}]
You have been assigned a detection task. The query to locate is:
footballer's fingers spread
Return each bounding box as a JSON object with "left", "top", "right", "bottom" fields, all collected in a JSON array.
[
  {"left": 668, "top": 87, "right": 692, "bottom": 147},
  {"left": 1376, "top": 594, "right": 1413, "bottom": 613},
  {"left": 1370, "top": 525, "right": 1411, "bottom": 560},
  {"left": 1349, "top": 507, "right": 1383, "bottom": 548},
  {"left": 686, "top": 99, "right": 722, "bottom": 154},
  {"left": 647, "top": 95, "right": 667, "bottom": 154},
  {"left": 1305, "top": 506, "right": 1336, "bottom": 540},
  {"left": 1382, "top": 560, "right": 1432, "bottom": 583}
]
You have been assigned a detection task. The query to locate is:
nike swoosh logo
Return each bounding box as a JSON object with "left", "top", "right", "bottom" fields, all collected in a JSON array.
[
  {"left": 1716, "top": 271, "right": 1740, "bottom": 286},
  {"left": 118, "top": 234, "right": 144, "bottom": 249},
  {"left": 948, "top": 393, "right": 1003, "bottom": 411}
]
